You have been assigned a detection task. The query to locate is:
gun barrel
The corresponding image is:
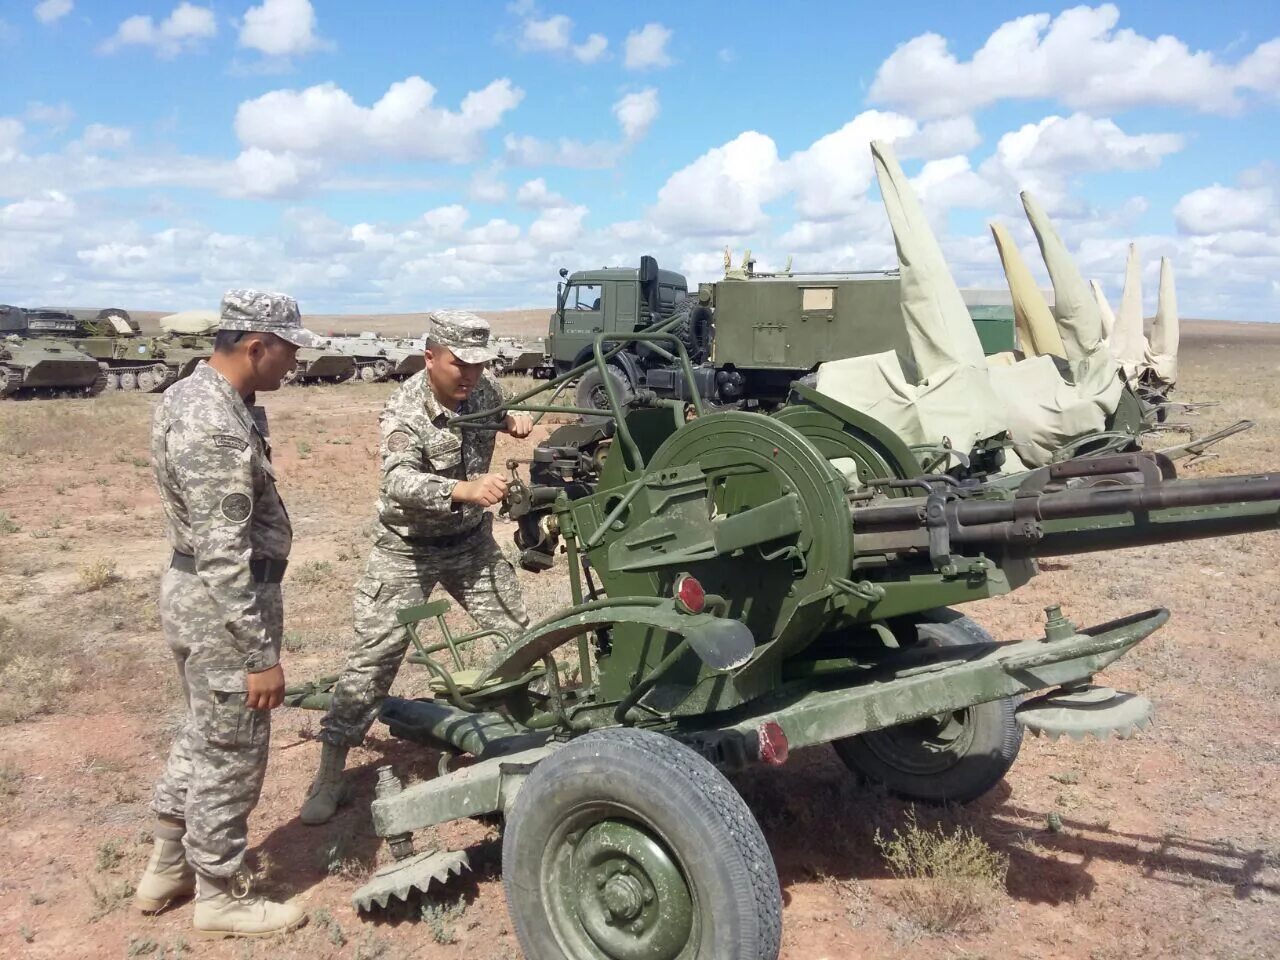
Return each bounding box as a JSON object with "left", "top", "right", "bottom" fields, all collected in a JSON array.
[{"left": 851, "top": 471, "right": 1280, "bottom": 558}]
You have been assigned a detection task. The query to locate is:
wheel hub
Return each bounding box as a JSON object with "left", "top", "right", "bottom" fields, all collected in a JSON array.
[
  {"left": 601, "top": 871, "right": 645, "bottom": 922},
  {"left": 569, "top": 818, "right": 692, "bottom": 960}
]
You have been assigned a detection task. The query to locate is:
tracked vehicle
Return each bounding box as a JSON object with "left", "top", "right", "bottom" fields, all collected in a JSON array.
[
  {"left": 50, "top": 308, "right": 174, "bottom": 392},
  {"left": 0, "top": 305, "right": 107, "bottom": 398}
]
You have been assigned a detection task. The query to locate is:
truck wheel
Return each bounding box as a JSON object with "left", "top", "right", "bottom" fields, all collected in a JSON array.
[
  {"left": 832, "top": 610, "right": 1022, "bottom": 804},
  {"left": 575, "top": 364, "right": 634, "bottom": 414},
  {"left": 503, "top": 728, "right": 781, "bottom": 960}
]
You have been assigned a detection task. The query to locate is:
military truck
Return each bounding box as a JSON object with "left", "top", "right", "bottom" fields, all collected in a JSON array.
[
  {"left": 549, "top": 256, "right": 915, "bottom": 410},
  {"left": 0, "top": 305, "right": 106, "bottom": 397}
]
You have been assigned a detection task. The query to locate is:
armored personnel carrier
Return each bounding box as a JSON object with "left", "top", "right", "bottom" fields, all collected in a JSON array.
[
  {"left": 289, "top": 347, "right": 357, "bottom": 384},
  {"left": 0, "top": 305, "right": 106, "bottom": 397},
  {"left": 492, "top": 335, "right": 553, "bottom": 378},
  {"left": 323, "top": 332, "right": 422, "bottom": 382}
]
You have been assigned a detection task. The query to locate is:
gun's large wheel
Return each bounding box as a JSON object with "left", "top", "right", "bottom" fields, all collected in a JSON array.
[
  {"left": 503, "top": 728, "right": 781, "bottom": 960},
  {"left": 633, "top": 412, "right": 851, "bottom": 659},
  {"left": 832, "top": 610, "right": 1023, "bottom": 804}
]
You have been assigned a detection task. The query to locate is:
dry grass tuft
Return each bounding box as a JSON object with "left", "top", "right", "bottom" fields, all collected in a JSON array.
[
  {"left": 0, "top": 616, "right": 78, "bottom": 724},
  {"left": 77, "top": 558, "right": 120, "bottom": 593},
  {"left": 875, "top": 810, "right": 1009, "bottom": 934}
]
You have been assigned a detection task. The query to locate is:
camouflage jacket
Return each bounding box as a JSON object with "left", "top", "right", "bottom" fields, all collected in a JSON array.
[
  {"left": 151, "top": 362, "right": 291, "bottom": 671},
  {"left": 374, "top": 369, "right": 506, "bottom": 547}
]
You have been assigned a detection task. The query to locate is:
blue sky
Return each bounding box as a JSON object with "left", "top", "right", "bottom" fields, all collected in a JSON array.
[{"left": 1, "top": 1, "right": 1278, "bottom": 319}]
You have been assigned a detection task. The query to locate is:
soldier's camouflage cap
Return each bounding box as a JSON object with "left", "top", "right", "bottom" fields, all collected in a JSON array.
[
  {"left": 219, "top": 289, "right": 323, "bottom": 349},
  {"left": 427, "top": 310, "right": 498, "bottom": 364}
]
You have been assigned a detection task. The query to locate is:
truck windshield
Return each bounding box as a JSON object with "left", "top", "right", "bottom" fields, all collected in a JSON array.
[{"left": 567, "top": 284, "right": 602, "bottom": 311}]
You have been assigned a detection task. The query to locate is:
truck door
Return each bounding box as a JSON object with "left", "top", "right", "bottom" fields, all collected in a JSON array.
[{"left": 555, "top": 282, "right": 603, "bottom": 368}]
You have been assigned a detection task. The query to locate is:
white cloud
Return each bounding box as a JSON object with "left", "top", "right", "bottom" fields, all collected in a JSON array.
[
  {"left": 624, "top": 22, "right": 673, "bottom": 70},
  {"left": 516, "top": 178, "right": 566, "bottom": 208},
  {"left": 871, "top": 4, "right": 1280, "bottom": 117},
  {"left": 80, "top": 123, "right": 132, "bottom": 150},
  {"left": 468, "top": 164, "right": 508, "bottom": 202},
  {"left": 521, "top": 14, "right": 570, "bottom": 51},
  {"left": 239, "top": 0, "right": 324, "bottom": 58},
  {"left": 1, "top": 189, "right": 76, "bottom": 229},
  {"left": 574, "top": 33, "right": 608, "bottom": 64},
  {"left": 235, "top": 76, "right": 524, "bottom": 163},
  {"left": 613, "top": 88, "right": 659, "bottom": 142},
  {"left": 653, "top": 131, "right": 782, "bottom": 236},
  {"left": 0, "top": 118, "right": 24, "bottom": 162},
  {"left": 784, "top": 110, "right": 917, "bottom": 220},
  {"left": 232, "top": 148, "right": 312, "bottom": 198},
  {"left": 518, "top": 12, "right": 607, "bottom": 63},
  {"left": 506, "top": 88, "right": 659, "bottom": 168},
  {"left": 504, "top": 133, "right": 617, "bottom": 169},
  {"left": 33, "top": 0, "right": 72, "bottom": 25},
  {"left": 911, "top": 156, "right": 1000, "bottom": 213},
  {"left": 898, "top": 115, "right": 981, "bottom": 159},
  {"left": 421, "top": 204, "right": 470, "bottom": 238},
  {"left": 977, "top": 113, "right": 1183, "bottom": 212},
  {"left": 100, "top": 2, "right": 217, "bottom": 58},
  {"left": 25, "top": 101, "right": 75, "bottom": 129},
  {"left": 528, "top": 204, "right": 588, "bottom": 248},
  {"left": 1174, "top": 184, "right": 1276, "bottom": 235}
]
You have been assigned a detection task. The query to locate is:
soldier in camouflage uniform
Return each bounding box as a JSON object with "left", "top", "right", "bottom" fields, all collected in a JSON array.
[
  {"left": 136, "top": 290, "right": 321, "bottom": 938},
  {"left": 300, "top": 311, "right": 533, "bottom": 825}
]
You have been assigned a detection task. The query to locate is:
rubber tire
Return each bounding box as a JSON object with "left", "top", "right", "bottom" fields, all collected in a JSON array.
[
  {"left": 503, "top": 727, "right": 782, "bottom": 960},
  {"left": 832, "top": 609, "right": 1022, "bottom": 804},
  {"left": 574, "top": 364, "right": 635, "bottom": 414}
]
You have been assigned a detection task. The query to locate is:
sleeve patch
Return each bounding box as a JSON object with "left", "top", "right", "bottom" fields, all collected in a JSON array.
[
  {"left": 386, "top": 431, "right": 413, "bottom": 453},
  {"left": 213, "top": 434, "right": 249, "bottom": 452},
  {"left": 220, "top": 492, "right": 253, "bottom": 523}
]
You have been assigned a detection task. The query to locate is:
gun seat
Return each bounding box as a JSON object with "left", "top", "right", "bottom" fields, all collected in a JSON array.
[{"left": 397, "top": 598, "right": 545, "bottom": 700}]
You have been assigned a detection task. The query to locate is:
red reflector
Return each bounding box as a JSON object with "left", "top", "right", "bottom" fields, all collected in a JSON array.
[
  {"left": 758, "top": 721, "right": 788, "bottom": 766},
  {"left": 673, "top": 573, "right": 705, "bottom": 614}
]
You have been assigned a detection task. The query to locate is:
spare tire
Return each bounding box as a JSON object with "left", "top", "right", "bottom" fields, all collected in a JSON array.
[{"left": 641, "top": 294, "right": 713, "bottom": 364}]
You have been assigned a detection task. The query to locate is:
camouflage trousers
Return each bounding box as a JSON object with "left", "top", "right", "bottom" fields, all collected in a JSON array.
[
  {"left": 151, "top": 567, "right": 282, "bottom": 878},
  {"left": 318, "top": 519, "right": 528, "bottom": 747}
]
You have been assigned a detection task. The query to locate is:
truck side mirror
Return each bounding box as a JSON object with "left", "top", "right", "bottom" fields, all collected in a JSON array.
[{"left": 638, "top": 255, "right": 658, "bottom": 284}]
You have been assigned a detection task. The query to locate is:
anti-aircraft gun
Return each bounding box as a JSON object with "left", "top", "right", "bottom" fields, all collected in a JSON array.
[
  {"left": 286, "top": 323, "right": 1280, "bottom": 958},
  {"left": 57, "top": 307, "right": 175, "bottom": 392}
]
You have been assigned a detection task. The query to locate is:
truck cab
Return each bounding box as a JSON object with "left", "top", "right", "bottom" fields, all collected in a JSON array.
[{"left": 549, "top": 258, "right": 688, "bottom": 375}]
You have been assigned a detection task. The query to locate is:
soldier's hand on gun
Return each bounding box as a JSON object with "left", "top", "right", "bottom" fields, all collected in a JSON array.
[
  {"left": 453, "top": 473, "right": 509, "bottom": 507},
  {"left": 246, "top": 664, "right": 286, "bottom": 711},
  {"left": 503, "top": 412, "right": 534, "bottom": 438}
]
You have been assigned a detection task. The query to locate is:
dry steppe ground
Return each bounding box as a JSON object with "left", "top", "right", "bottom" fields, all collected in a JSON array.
[{"left": 0, "top": 318, "right": 1277, "bottom": 960}]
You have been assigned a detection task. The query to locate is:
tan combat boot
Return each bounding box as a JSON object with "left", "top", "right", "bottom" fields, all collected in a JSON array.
[
  {"left": 299, "top": 743, "right": 349, "bottom": 825},
  {"left": 193, "top": 871, "right": 305, "bottom": 939},
  {"left": 134, "top": 816, "right": 195, "bottom": 913}
]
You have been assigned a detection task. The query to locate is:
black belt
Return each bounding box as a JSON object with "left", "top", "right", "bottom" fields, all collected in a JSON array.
[
  {"left": 403, "top": 522, "right": 483, "bottom": 549},
  {"left": 170, "top": 550, "right": 288, "bottom": 584}
]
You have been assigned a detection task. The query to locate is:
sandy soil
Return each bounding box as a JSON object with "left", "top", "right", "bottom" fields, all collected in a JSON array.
[{"left": 0, "top": 322, "right": 1277, "bottom": 959}]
